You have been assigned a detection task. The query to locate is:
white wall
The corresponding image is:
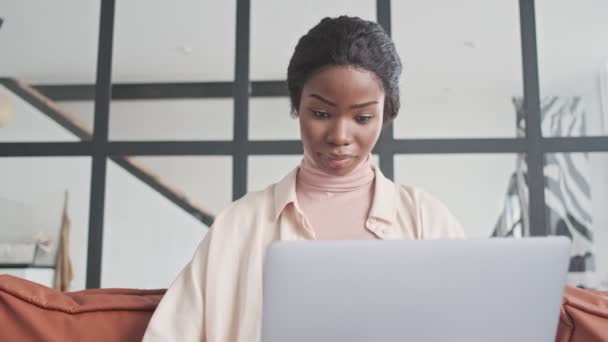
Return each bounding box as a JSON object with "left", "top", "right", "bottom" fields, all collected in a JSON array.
[
  {"left": 101, "top": 161, "right": 210, "bottom": 288},
  {"left": 249, "top": 97, "right": 300, "bottom": 140},
  {"left": 536, "top": 0, "right": 608, "bottom": 137},
  {"left": 0, "top": 156, "right": 91, "bottom": 290},
  {"left": 394, "top": 154, "right": 516, "bottom": 239}
]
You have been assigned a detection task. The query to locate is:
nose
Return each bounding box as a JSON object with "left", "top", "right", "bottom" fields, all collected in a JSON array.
[{"left": 326, "top": 119, "right": 351, "bottom": 146}]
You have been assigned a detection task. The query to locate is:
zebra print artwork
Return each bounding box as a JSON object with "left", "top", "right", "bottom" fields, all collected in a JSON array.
[{"left": 493, "top": 96, "right": 596, "bottom": 288}]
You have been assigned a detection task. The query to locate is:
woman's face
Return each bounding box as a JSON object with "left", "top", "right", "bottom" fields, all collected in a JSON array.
[{"left": 298, "top": 65, "right": 385, "bottom": 176}]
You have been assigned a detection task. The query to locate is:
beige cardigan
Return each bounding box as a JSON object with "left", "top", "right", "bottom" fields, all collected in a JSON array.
[{"left": 143, "top": 165, "right": 465, "bottom": 342}]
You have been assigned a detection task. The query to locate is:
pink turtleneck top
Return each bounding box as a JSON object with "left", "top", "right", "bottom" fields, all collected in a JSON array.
[{"left": 295, "top": 154, "right": 379, "bottom": 240}]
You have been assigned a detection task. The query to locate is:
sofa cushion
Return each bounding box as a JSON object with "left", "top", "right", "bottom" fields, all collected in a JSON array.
[
  {"left": 3, "top": 274, "right": 607, "bottom": 341},
  {"left": 0, "top": 274, "right": 164, "bottom": 342},
  {"left": 556, "top": 285, "right": 608, "bottom": 342}
]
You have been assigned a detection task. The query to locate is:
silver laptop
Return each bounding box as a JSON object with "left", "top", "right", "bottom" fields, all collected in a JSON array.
[{"left": 262, "top": 237, "right": 571, "bottom": 342}]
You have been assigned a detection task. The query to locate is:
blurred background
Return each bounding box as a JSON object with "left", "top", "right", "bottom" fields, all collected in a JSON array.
[{"left": 0, "top": 0, "right": 606, "bottom": 291}]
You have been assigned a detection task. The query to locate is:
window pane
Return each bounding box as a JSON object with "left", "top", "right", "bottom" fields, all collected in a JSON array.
[
  {"left": 113, "top": 1, "right": 235, "bottom": 82},
  {"left": 395, "top": 154, "right": 523, "bottom": 238},
  {"left": 249, "top": 97, "right": 299, "bottom": 140},
  {"left": 0, "top": 157, "right": 91, "bottom": 290},
  {"left": 537, "top": 0, "right": 608, "bottom": 137},
  {"left": 251, "top": 0, "right": 376, "bottom": 80},
  {"left": 392, "top": 0, "right": 523, "bottom": 138},
  {"left": 102, "top": 156, "right": 231, "bottom": 288},
  {"left": 109, "top": 99, "right": 233, "bottom": 141},
  {"left": 544, "top": 153, "right": 608, "bottom": 290}
]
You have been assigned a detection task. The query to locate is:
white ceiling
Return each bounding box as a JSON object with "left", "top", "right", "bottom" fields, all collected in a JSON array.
[
  {"left": 0, "top": 0, "right": 235, "bottom": 83},
  {"left": 250, "top": 0, "right": 376, "bottom": 80},
  {"left": 536, "top": 0, "right": 608, "bottom": 94},
  {"left": 0, "top": 0, "right": 606, "bottom": 95},
  {"left": 393, "top": 0, "right": 523, "bottom": 95}
]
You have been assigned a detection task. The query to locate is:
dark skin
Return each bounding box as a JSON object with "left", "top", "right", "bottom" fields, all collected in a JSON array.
[{"left": 298, "top": 65, "right": 385, "bottom": 176}]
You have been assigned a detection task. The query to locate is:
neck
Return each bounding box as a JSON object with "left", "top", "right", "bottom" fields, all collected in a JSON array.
[{"left": 297, "top": 154, "right": 374, "bottom": 192}]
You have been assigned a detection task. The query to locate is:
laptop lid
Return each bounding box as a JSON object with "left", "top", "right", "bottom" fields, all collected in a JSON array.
[{"left": 262, "top": 237, "right": 570, "bottom": 342}]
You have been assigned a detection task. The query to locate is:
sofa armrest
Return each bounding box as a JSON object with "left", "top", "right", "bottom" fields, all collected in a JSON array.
[{"left": 0, "top": 275, "right": 165, "bottom": 342}]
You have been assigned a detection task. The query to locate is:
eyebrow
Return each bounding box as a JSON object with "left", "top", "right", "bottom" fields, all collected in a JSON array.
[{"left": 310, "top": 94, "right": 378, "bottom": 109}]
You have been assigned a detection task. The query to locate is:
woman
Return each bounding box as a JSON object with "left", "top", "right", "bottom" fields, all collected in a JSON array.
[{"left": 143, "top": 16, "right": 464, "bottom": 342}]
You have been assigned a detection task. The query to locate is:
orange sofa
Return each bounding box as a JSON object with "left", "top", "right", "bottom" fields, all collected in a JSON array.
[
  {"left": 557, "top": 285, "right": 608, "bottom": 342},
  {"left": 0, "top": 275, "right": 164, "bottom": 341},
  {"left": 1, "top": 274, "right": 607, "bottom": 341}
]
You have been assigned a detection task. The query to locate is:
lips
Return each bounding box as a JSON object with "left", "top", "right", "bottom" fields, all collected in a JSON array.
[
  {"left": 323, "top": 153, "right": 354, "bottom": 169},
  {"left": 327, "top": 153, "right": 353, "bottom": 161}
]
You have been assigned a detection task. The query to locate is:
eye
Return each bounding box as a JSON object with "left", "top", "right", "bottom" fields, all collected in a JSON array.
[
  {"left": 355, "top": 115, "right": 373, "bottom": 124},
  {"left": 312, "top": 110, "right": 330, "bottom": 119}
]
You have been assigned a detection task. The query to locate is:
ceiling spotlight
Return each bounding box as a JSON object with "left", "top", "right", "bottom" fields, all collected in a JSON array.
[{"left": 178, "top": 45, "right": 193, "bottom": 55}]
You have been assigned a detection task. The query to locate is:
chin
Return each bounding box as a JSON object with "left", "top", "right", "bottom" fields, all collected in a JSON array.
[{"left": 320, "top": 159, "right": 357, "bottom": 176}]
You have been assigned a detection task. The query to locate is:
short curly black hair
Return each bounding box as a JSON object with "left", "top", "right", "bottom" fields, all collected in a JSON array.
[{"left": 287, "top": 16, "right": 402, "bottom": 124}]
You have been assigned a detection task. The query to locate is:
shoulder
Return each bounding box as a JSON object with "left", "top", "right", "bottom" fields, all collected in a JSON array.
[
  {"left": 374, "top": 168, "right": 448, "bottom": 210},
  {"left": 215, "top": 167, "right": 297, "bottom": 226},
  {"left": 225, "top": 188, "right": 270, "bottom": 216},
  {"left": 397, "top": 184, "right": 448, "bottom": 210},
  {"left": 207, "top": 182, "right": 279, "bottom": 240},
  {"left": 212, "top": 187, "right": 272, "bottom": 227},
  {"left": 188, "top": 184, "right": 281, "bottom": 276},
  {"left": 396, "top": 184, "right": 466, "bottom": 239}
]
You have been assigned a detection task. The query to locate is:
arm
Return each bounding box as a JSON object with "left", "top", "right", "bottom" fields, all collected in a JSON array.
[{"left": 142, "top": 231, "right": 212, "bottom": 342}]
